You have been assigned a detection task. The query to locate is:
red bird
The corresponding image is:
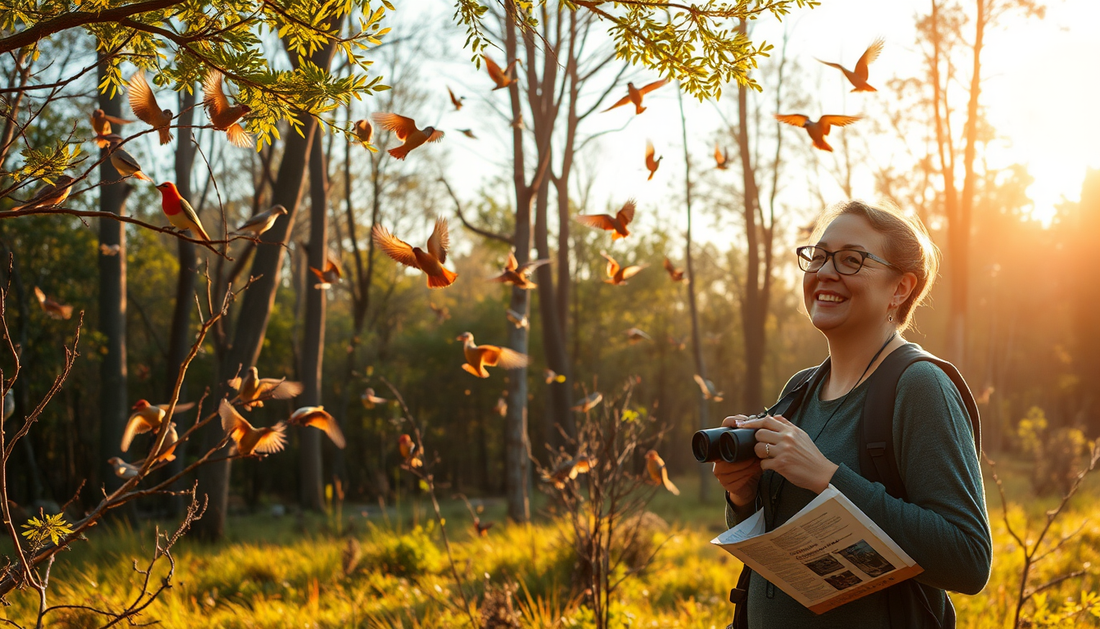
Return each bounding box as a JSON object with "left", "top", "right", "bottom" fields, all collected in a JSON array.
[
  {"left": 155, "top": 182, "right": 211, "bottom": 241},
  {"left": 398, "top": 434, "right": 423, "bottom": 468}
]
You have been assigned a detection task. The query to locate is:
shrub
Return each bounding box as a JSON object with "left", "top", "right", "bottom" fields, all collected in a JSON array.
[
  {"left": 365, "top": 526, "right": 443, "bottom": 578},
  {"left": 1016, "top": 406, "right": 1094, "bottom": 495}
]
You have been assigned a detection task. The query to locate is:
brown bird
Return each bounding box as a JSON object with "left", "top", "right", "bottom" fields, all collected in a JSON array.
[
  {"left": 663, "top": 257, "right": 684, "bottom": 282},
  {"left": 121, "top": 399, "right": 195, "bottom": 452},
  {"left": 447, "top": 86, "right": 465, "bottom": 110},
  {"left": 227, "top": 366, "right": 304, "bottom": 410},
  {"left": 490, "top": 251, "right": 550, "bottom": 289},
  {"left": 571, "top": 392, "right": 603, "bottom": 413},
  {"left": 353, "top": 119, "right": 375, "bottom": 149},
  {"left": 693, "top": 374, "right": 724, "bottom": 402},
  {"left": 600, "top": 251, "right": 646, "bottom": 286},
  {"left": 645, "top": 450, "right": 679, "bottom": 495},
  {"left": 100, "top": 244, "right": 121, "bottom": 256},
  {"left": 372, "top": 217, "right": 458, "bottom": 288},
  {"left": 473, "top": 516, "right": 494, "bottom": 537},
  {"left": 371, "top": 112, "right": 444, "bottom": 160},
  {"left": 576, "top": 199, "right": 636, "bottom": 240},
  {"left": 775, "top": 114, "right": 861, "bottom": 152},
  {"left": 104, "top": 136, "right": 153, "bottom": 182},
  {"left": 219, "top": 399, "right": 287, "bottom": 456},
  {"left": 398, "top": 434, "right": 422, "bottom": 468},
  {"left": 361, "top": 387, "right": 388, "bottom": 409},
  {"left": 483, "top": 55, "right": 520, "bottom": 90},
  {"left": 147, "top": 422, "right": 181, "bottom": 464},
  {"left": 545, "top": 369, "right": 566, "bottom": 384},
  {"left": 603, "top": 79, "right": 669, "bottom": 115},
  {"left": 90, "top": 109, "right": 133, "bottom": 148},
  {"left": 310, "top": 257, "right": 343, "bottom": 289},
  {"left": 714, "top": 142, "right": 729, "bottom": 170},
  {"left": 493, "top": 396, "right": 508, "bottom": 417},
  {"left": 203, "top": 70, "right": 253, "bottom": 148},
  {"left": 457, "top": 128, "right": 477, "bottom": 139},
  {"left": 645, "top": 140, "right": 662, "bottom": 181},
  {"left": 14, "top": 175, "right": 75, "bottom": 211},
  {"left": 234, "top": 205, "right": 287, "bottom": 236},
  {"left": 456, "top": 332, "right": 530, "bottom": 378},
  {"left": 127, "top": 71, "right": 174, "bottom": 145},
  {"left": 288, "top": 406, "right": 346, "bottom": 449},
  {"left": 506, "top": 308, "right": 528, "bottom": 329},
  {"left": 816, "top": 38, "right": 885, "bottom": 93},
  {"left": 625, "top": 327, "right": 652, "bottom": 344},
  {"left": 543, "top": 454, "right": 594, "bottom": 489},
  {"left": 33, "top": 286, "right": 72, "bottom": 320},
  {"left": 429, "top": 302, "right": 451, "bottom": 323}
]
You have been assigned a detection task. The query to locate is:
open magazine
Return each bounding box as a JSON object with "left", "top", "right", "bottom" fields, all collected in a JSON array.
[{"left": 711, "top": 485, "right": 922, "bottom": 614}]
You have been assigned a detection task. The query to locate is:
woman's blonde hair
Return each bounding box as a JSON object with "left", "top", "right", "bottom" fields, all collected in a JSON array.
[{"left": 810, "top": 200, "right": 941, "bottom": 332}]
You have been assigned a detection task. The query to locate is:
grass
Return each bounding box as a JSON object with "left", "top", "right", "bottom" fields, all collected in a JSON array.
[{"left": 2, "top": 459, "right": 1099, "bottom": 628}]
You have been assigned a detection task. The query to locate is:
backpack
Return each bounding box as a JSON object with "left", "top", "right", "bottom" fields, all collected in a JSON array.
[{"left": 727, "top": 343, "right": 981, "bottom": 629}]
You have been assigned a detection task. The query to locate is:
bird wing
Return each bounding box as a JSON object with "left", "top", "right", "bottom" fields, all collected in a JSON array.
[
  {"left": 157, "top": 402, "right": 196, "bottom": 414},
  {"left": 854, "top": 38, "right": 885, "bottom": 81},
  {"left": 601, "top": 94, "right": 632, "bottom": 112},
  {"left": 448, "top": 86, "right": 461, "bottom": 108},
  {"left": 426, "top": 216, "right": 450, "bottom": 264},
  {"left": 663, "top": 257, "right": 676, "bottom": 275},
  {"left": 324, "top": 258, "right": 342, "bottom": 278},
  {"left": 600, "top": 251, "right": 620, "bottom": 277},
  {"left": 814, "top": 58, "right": 848, "bottom": 73},
  {"left": 371, "top": 113, "right": 418, "bottom": 142},
  {"left": 645, "top": 140, "right": 655, "bottom": 164},
  {"left": 372, "top": 224, "right": 420, "bottom": 268},
  {"left": 253, "top": 423, "right": 287, "bottom": 454},
  {"left": 486, "top": 347, "right": 530, "bottom": 370},
  {"left": 575, "top": 214, "right": 616, "bottom": 231},
  {"left": 818, "top": 115, "right": 861, "bottom": 134},
  {"left": 255, "top": 378, "right": 304, "bottom": 400},
  {"left": 226, "top": 123, "right": 254, "bottom": 148},
  {"left": 103, "top": 114, "right": 134, "bottom": 125},
  {"left": 503, "top": 250, "right": 518, "bottom": 272},
  {"left": 616, "top": 199, "right": 636, "bottom": 227},
  {"left": 516, "top": 258, "right": 550, "bottom": 274},
  {"left": 177, "top": 197, "right": 210, "bottom": 240},
  {"left": 638, "top": 79, "right": 669, "bottom": 95},
  {"left": 619, "top": 265, "right": 646, "bottom": 280},
  {"left": 237, "top": 209, "right": 272, "bottom": 231},
  {"left": 113, "top": 148, "right": 144, "bottom": 173},
  {"left": 202, "top": 70, "right": 230, "bottom": 116},
  {"left": 128, "top": 71, "right": 163, "bottom": 125},
  {"left": 120, "top": 415, "right": 152, "bottom": 452},
  {"left": 296, "top": 409, "right": 346, "bottom": 449},
  {"left": 33, "top": 286, "right": 47, "bottom": 306},
  {"left": 219, "top": 398, "right": 248, "bottom": 434},
  {"left": 775, "top": 114, "right": 810, "bottom": 128},
  {"left": 483, "top": 55, "right": 506, "bottom": 84},
  {"left": 426, "top": 129, "right": 445, "bottom": 143}
]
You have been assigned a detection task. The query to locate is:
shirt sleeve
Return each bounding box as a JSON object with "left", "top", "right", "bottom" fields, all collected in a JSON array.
[{"left": 829, "top": 361, "right": 992, "bottom": 594}]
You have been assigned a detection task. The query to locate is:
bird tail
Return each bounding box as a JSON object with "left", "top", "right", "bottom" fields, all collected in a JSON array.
[
  {"left": 158, "top": 127, "right": 174, "bottom": 145},
  {"left": 95, "top": 136, "right": 110, "bottom": 148},
  {"left": 226, "top": 124, "right": 254, "bottom": 148},
  {"left": 192, "top": 222, "right": 212, "bottom": 241},
  {"left": 647, "top": 171, "right": 655, "bottom": 181},
  {"left": 427, "top": 266, "right": 458, "bottom": 289},
  {"left": 635, "top": 104, "right": 646, "bottom": 115},
  {"left": 664, "top": 477, "right": 680, "bottom": 495},
  {"left": 388, "top": 145, "right": 411, "bottom": 160},
  {"left": 611, "top": 228, "right": 629, "bottom": 240},
  {"left": 852, "top": 85, "right": 877, "bottom": 93},
  {"left": 812, "top": 138, "right": 834, "bottom": 152},
  {"left": 134, "top": 171, "right": 154, "bottom": 182}
]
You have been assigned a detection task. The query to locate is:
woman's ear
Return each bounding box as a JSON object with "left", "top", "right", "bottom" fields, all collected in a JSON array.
[{"left": 892, "top": 272, "right": 918, "bottom": 309}]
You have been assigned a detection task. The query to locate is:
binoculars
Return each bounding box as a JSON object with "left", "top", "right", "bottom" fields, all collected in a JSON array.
[{"left": 692, "top": 427, "right": 759, "bottom": 463}]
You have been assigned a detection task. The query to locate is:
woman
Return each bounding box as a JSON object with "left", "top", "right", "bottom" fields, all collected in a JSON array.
[{"left": 713, "top": 200, "right": 991, "bottom": 628}]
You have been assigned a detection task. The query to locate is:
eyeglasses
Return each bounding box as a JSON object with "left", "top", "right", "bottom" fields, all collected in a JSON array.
[{"left": 795, "top": 245, "right": 895, "bottom": 275}]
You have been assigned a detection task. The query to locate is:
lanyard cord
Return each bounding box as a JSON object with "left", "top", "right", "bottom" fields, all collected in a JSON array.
[{"left": 765, "top": 331, "right": 898, "bottom": 529}]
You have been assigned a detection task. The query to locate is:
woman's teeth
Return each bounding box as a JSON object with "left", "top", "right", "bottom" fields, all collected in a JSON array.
[{"left": 818, "top": 294, "right": 845, "bottom": 303}]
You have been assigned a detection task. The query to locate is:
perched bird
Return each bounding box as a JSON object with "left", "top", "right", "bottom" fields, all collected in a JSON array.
[
  {"left": 456, "top": 332, "right": 530, "bottom": 378},
  {"left": 121, "top": 399, "right": 195, "bottom": 452},
  {"left": 429, "top": 302, "right": 451, "bottom": 323},
  {"left": 310, "top": 257, "right": 343, "bottom": 289},
  {"left": 645, "top": 140, "right": 661, "bottom": 181},
  {"left": 603, "top": 79, "right": 668, "bottom": 115},
  {"left": 361, "top": 388, "right": 388, "bottom": 409},
  {"left": 370, "top": 112, "right": 443, "bottom": 160},
  {"left": 490, "top": 251, "right": 550, "bottom": 290},
  {"left": 714, "top": 143, "right": 729, "bottom": 170},
  {"left": 107, "top": 456, "right": 141, "bottom": 480},
  {"left": 372, "top": 217, "right": 458, "bottom": 288},
  {"left": 127, "top": 71, "right": 174, "bottom": 145},
  {"left": 33, "top": 287, "right": 73, "bottom": 320},
  {"left": 774, "top": 114, "right": 861, "bottom": 152},
  {"left": 457, "top": 129, "right": 478, "bottom": 139},
  {"left": 3, "top": 389, "right": 14, "bottom": 423},
  {"left": 447, "top": 86, "right": 465, "bottom": 110},
  {"left": 13, "top": 175, "right": 75, "bottom": 211},
  {"left": 571, "top": 392, "right": 603, "bottom": 413},
  {"left": 353, "top": 119, "right": 374, "bottom": 148},
  {"left": 600, "top": 251, "right": 646, "bottom": 286},
  {"left": 625, "top": 327, "right": 652, "bottom": 344},
  {"left": 545, "top": 369, "right": 566, "bottom": 384},
  {"left": 494, "top": 396, "right": 508, "bottom": 417},
  {"left": 692, "top": 374, "right": 724, "bottom": 402},
  {"left": 155, "top": 182, "right": 211, "bottom": 241},
  {"left": 483, "top": 55, "right": 520, "bottom": 90},
  {"left": 234, "top": 205, "right": 287, "bottom": 236},
  {"left": 575, "top": 199, "right": 636, "bottom": 240},
  {"left": 100, "top": 243, "right": 121, "bottom": 256},
  {"left": 90, "top": 109, "right": 133, "bottom": 147},
  {"left": 543, "top": 455, "right": 593, "bottom": 489},
  {"left": 663, "top": 257, "right": 684, "bottom": 282},
  {"left": 203, "top": 70, "right": 253, "bottom": 148},
  {"left": 104, "top": 136, "right": 153, "bottom": 182},
  {"left": 816, "top": 38, "right": 885, "bottom": 93},
  {"left": 645, "top": 450, "right": 679, "bottom": 495},
  {"left": 398, "top": 434, "right": 423, "bottom": 468},
  {"left": 219, "top": 399, "right": 287, "bottom": 456},
  {"left": 505, "top": 309, "right": 528, "bottom": 329},
  {"left": 227, "top": 366, "right": 304, "bottom": 410},
  {"left": 288, "top": 406, "right": 346, "bottom": 449}
]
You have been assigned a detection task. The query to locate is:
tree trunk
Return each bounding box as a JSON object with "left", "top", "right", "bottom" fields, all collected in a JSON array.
[{"left": 299, "top": 130, "right": 328, "bottom": 511}]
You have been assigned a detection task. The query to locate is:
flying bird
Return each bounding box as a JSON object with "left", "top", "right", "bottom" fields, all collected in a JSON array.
[
  {"left": 127, "top": 71, "right": 174, "bottom": 145},
  {"left": 370, "top": 112, "right": 444, "bottom": 160},
  {"left": 774, "top": 114, "right": 861, "bottom": 152},
  {"left": 227, "top": 366, "right": 304, "bottom": 410},
  {"left": 663, "top": 257, "right": 684, "bottom": 282},
  {"left": 121, "top": 399, "right": 195, "bottom": 452},
  {"left": 203, "top": 70, "right": 253, "bottom": 148},
  {"left": 100, "top": 244, "right": 121, "bottom": 256},
  {"left": 352, "top": 119, "right": 374, "bottom": 150},
  {"left": 543, "top": 455, "right": 594, "bottom": 489},
  {"left": 545, "top": 369, "right": 566, "bottom": 384},
  {"left": 575, "top": 199, "right": 636, "bottom": 240},
  {"left": 429, "top": 302, "right": 451, "bottom": 323},
  {"left": 571, "top": 392, "right": 603, "bottom": 413},
  {"left": 310, "top": 257, "right": 343, "bottom": 289},
  {"left": 447, "top": 86, "right": 465, "bottom": 110},
  {"left": 645, "top": 450, "right": 680, "bottom": 495},
  {"left": 816, "top": 38, "right": 885, "bottom": 93},
  {"left": 155, "top": 182, "right": 211, "bottom": 241},
  {"left": 490, "top": 251, "right": 549, "bottom": 290},
  {"left": 457, "top": 129, "right": 477, "bottom": 139},
  {"left": 456, "top": 332, "right": 530, "bottom": 378},
  {"left": 645, "top": 140, "right": 662, "bottom": 181},
  {"left": 13, "top": 175, "right": 75, "bottom": 211},
  {"left": 398, "top": 434, "right": 423, "bottom": 468},
  {"left": 234, "top": 205, "right": 287, "bottom": 236},
  {"left": 483, "top": 55, "right": 520, "bottom": 90},
  {"left": 33, "top": 287, "right": 72, "bottom": 320},
  {"left": 90, "top": 109, "right": 133, "bottom": 147},
  {"left": 714, "top": 143, "right": 729, "bottom": 170},
  {"left": 288, "top": 406, "right": 346, "bottom": 449},
  {"left": 693, "top": 374, "right": 724, "bottom": 402},
  {"left": 219, "top": 399, "right": 287, "bottom": 456},
  {"left": 361, "top": 388, "right": 388, "bottom": 409},
  {"left": 372, "top": 217, "right": 458, "bottom": 288},
  {"left": 107, "top": 457, "right": 141, "bottom": 480},
  {"left": 103, "top": 136, "right": 153, "bottom": 182},
  {"left": 603, "top": 79, "right": 669, "bottom": 115},
  {"left": 147, "top": 423, "right": 181, "bottom": 463},
  {"left": 600, "top": 251, "right": 646, "bottom": 286},
  {"left": 625, "top": 328, "right": 652, "bottom": 343},
  {"left": 506, "top": 309, "right": 528, "bottom": 329},
  {"left": 493, "top": 396, "right": 508, "bottom": 417}
]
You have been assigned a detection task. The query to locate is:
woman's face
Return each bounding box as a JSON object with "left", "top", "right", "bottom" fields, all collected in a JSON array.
[{"left": 802, "top": 214, "right": 900, "bottom": 335}]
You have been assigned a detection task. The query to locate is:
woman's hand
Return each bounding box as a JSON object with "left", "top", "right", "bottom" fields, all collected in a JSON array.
[
  {"left": 736, "top": 414, "right": 839, "bottom": 495},
  {"left": 712, "top": 415, "right": 762, "bottom": 507}
]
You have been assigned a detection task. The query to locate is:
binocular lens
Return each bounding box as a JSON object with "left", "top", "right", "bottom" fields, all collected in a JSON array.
[{"left": 691, "top": 427, "right": 758, "bottom": 463}]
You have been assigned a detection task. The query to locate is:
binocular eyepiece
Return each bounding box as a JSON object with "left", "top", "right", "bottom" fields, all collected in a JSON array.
[{"left": 692, "top": 427, "right": 758, "bottom": 463}]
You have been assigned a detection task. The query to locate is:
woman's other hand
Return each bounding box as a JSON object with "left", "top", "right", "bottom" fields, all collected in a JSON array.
[
  {"left": 712, "top": 415, "right": 762, "bottom": 507},
  {"left": 736, "top": 414, "right": 839, "bottom": 495}
]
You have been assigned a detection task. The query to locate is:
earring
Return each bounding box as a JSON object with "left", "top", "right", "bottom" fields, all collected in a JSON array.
[{"left": 888, "top": 314, "right": 894, "bottom": 322}]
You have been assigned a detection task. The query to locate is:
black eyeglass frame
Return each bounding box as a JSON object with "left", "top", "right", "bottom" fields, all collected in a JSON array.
[{"left": 795, "top": 245, "right": 896, "bottom": 275}]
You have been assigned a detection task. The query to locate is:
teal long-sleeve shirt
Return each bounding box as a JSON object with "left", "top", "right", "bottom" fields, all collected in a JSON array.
[{"left": 723, "top": 358, "right": 992, "bottom": 628}]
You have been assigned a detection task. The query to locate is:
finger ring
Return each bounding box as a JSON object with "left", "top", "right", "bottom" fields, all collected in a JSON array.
[{"left": 765, "top": 443, "right": 771, "bottom": 458}]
